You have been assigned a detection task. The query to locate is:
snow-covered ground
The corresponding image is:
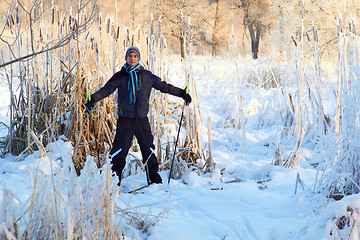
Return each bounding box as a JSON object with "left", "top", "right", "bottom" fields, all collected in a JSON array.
[{"left": 0, "top": 56, "right": 358, "bottom": 239}]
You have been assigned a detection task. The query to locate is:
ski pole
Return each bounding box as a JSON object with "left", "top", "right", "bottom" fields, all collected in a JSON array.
[
  {"left": 88, "top": 90, "right": 101, "bottom": 168},
  {"left": 168, "top": 104, "right": 185, "bottom": 184},
  {"left": 168, "top": 84, "right": 189, "bottom": 184}
]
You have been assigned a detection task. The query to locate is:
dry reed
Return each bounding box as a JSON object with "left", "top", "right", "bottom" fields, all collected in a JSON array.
[
  {"left": 1, "top": 0, "right": 209, "bottom": 180},
  {"left": 0, "top": 1, "right": 213, "bottom": 237}
]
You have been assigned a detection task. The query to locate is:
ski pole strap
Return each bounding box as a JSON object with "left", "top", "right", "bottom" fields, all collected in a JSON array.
[{"left": 88, "top": 90, "right": 94, "bottom": 118}]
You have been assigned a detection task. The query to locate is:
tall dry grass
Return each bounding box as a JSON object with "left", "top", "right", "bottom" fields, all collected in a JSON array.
[
  {"left": 0, "top": 1, "right": 212, "bottom": 238},
  {"left": 0, "top": 1, "right": 210, "bottom": 176}
]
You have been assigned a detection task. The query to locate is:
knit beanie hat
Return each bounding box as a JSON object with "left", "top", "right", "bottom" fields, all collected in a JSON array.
[{"left": 125, "top": 46, "right": 141, "bottom": 61}]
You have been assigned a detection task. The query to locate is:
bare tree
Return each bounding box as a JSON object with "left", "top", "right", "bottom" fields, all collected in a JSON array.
[
  {"left": 234, "top": 0, "right": 274, "bottom": 59},
  {"left": 211, "top": 0, "right": 222, "bottom": 55},
  {"left": 152, "top": 0, "right": 208, "bottom": 58}
]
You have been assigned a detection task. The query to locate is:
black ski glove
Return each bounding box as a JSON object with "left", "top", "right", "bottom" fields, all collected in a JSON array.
[
  {"left": 85, "top": 99, "right": 95, "bottom": 114},
  {"left": 181, "top": 89, "right": 192, "bottom": 106}
]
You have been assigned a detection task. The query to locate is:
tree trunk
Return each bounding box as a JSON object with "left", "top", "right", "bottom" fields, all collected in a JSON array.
[
  {"left": 251, "top": 38, "right": 259, "bottom": 59},
  {"left": 247, "top": 23, "right": 261, "bottom": 59},
  {"left": 212, "top": 0, "right": 221, "bottom": 55},
  {"left": 170, "top": 31, "right": 185, "bottom": 59}
]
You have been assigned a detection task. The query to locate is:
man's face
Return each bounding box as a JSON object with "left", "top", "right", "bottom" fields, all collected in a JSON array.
[{"left": 127, "top": 52, "right": 139, "bottom": 66}]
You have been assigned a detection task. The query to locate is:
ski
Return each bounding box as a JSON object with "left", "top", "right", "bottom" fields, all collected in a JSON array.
[{"left": 119, "top": 183, "right": 153, "bottom": 194}]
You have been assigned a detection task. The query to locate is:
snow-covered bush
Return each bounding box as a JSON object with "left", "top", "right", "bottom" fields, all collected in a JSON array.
[{"left": 315, "top": 17, "right": 360, "bottom": 199}]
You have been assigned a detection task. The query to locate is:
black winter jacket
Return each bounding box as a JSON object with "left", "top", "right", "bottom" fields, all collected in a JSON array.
[{"left": 91, "top": 66, "right": 184, "bottom": 118}]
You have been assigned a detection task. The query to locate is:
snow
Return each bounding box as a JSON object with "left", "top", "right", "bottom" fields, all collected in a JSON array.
[{"left": 1, "top": 55, "right": 359, "bottom": 239}]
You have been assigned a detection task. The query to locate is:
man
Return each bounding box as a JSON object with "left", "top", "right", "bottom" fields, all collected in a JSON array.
[{"left": 85, "top": 46, "right": 191, "bottom": 185}]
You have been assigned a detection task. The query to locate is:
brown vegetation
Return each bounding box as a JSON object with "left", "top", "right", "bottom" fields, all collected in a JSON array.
[{"left": 0, "top": 0, "right": 212, "bottom": 178}]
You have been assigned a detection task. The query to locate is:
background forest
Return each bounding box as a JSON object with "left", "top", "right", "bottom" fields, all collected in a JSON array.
[
  {"left": 97, "top": 0, "right": 359, "bottom": 60},
  {"left": 2, "top": 0, "right": 359, "bottom": 60}
]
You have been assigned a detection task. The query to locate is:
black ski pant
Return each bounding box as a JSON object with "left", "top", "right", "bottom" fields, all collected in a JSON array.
[{"left": 110, "top": 117, "right": 162, "bottom": 185}]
